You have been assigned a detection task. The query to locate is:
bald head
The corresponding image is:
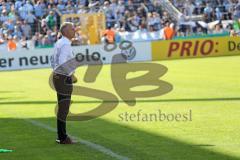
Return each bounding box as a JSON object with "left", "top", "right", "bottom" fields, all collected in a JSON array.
[
  {"left": 60, "top": 22, "right": 75, "bottom": 40},
  {"left": 60, "top": 22, "right": 73, "bottom": 36}
]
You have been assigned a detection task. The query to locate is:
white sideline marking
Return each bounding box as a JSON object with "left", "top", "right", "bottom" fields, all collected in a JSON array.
[{"left": 25, "top": 119, "right": 130, "bottom": 160}]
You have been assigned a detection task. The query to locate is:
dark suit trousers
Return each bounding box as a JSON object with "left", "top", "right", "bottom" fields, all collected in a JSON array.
[{"left": 53, "top": 73, "right": 73, "bottom": 141}]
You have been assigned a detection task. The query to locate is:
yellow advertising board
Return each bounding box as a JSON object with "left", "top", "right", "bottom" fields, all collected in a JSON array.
[{"left": 152, "top": 37, "right": 240, "bottom": 60}]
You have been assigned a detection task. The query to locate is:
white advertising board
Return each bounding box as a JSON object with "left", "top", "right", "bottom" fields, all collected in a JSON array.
[{"left": 0, "top": 41, "right": 152, "bottom": 71}]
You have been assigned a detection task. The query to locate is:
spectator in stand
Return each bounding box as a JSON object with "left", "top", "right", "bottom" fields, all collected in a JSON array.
[
  {"left": 7, "top": 35, "right": 17, "bottom": 51},
  {"left": 127, "top": 11, "right": 141, "bottom": 32},
  {"left": 204, "top": 2, "right": 213, "bottom": 22},
  {"left": 46, "top": 0, "right": 57, "bottom": 8},
  {"left": 99, "top": 1, "right": 115, "bottom": 28},
  {"left": 110, "top": 0, "right": 118, "bottom": 18},
  {"left": 0, "top": 9, "right": 9, "bottom": 24},
  {"left": 46, "top": 30, "right": 55, "bottom": 45},
  {"left": 230, "top": 28, "right": 238, "bottom": 37},
  {"left": 64, "top": 4, "right": 75, "bottom": 14},
  {"left": 88, "top": 0, "right": 100, "bottom": 13},
  {"left": 161, "top": 11, "right": 171, "bottom": 24},
  {"left": 51, "top": 32, "right": 57, "bottom": 43},
  {"left": 126, "top": 0, "right": 135, "bottom": 12},
  {"left": 147, "top": 12, "right": 155, "bottom": 31},
  {"left": 77, "top": 4, "right": 88, "bottom": 14},
  {"left": 72, "top": 30, "right": 89, "bottom": 45},
  {"left": 25, "top": 11, "right": 37, "bottom": 32},
  {"left": 42, "top": 35, "right": 52, "bottom": 46},
  {"left": 0, "top": 32, "right": 5, "bottom": 44},
  {"left": 57, "top": 0, "right": 65, "bottom": 13},
  {"left": 21, "top": 20, "right": 32, "bottom": 39},
  {"left": 116, "top": 0, "right": 125, "bottom": 15},
  {"left": 41, "top": 19, "right": 49, "bottom": 35},
  {"left": 183, "top": 0, "right": 195, "bottom": 17},
  {"left": 163, "top": 21, "right": 176, "bottom": 40},
  {"left": 25, "top": 0, "right": 33, "bottom": 13},
  {"left": 8, "top": 6, "right": 17, "bottom": 23},
  {"left": 5, "top": 0, "right": 12, "bottom": 12},
  {"left": 5, "top": 19, "right": 15, "bottom": 34},
  {"left": 212, "top": 23, "right": 224, "bottom": 34},
  {"left": 46, "top": 11, "right": 57, "bottom": 31},
  {"left": 13, "top": 21, "right": 22, "bottom": 38},
  {"left": 18, "top": 3, "right": 28, "bottom": 20},
  {"left": 62, "top": 0, "right": 69, "bottom": 4},
  {"left": 233, "top": 18, "right": 240, "bottom": 31},
  {"left": 13, "top": 35, "right": 19, "bottom": 47},
  {"left": 194, "top": 26, "right": 205, "bottom": 36},
  {"left": 32, "top": 32, "right": 42, "bottom": 47},
  {"left": 34, "top": 0, "right": 46, "bottom": 18},
  {"left": 14, "top": 0, "right": 23, "bottom": 11},
  {"left": 20, "top": 35, "right": 29, "bottom": 49},
  {"left": 215, "top": 8, "right": 223, "bottom": 20},
  {"left": 102, "top": 26, "right": 115, "bottom": 43},
  {"left": 152, "top": 12, "right": 161, "bottom": 31}
]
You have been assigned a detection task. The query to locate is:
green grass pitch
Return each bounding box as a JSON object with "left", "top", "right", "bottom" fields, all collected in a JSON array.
[{"left": 0, "top": 55, "right": 240, "bottom": 160}]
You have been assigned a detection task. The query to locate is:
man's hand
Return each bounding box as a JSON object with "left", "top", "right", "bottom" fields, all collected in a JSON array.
[{"left": 72, "top": 74, "right": 78, "bottom": 84}]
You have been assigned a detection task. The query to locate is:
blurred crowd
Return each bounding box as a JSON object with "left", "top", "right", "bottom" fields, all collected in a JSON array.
[
  {"left": 170, "top": 0, "right": 240, "bottom": 36},
  {"left": 0, "top": 0, "right": 240, "bottom": 51}
]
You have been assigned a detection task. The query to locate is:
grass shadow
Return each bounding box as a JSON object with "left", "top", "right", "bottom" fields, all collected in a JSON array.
[{"left": 0, "top": 117, "right": 239, "bottom": 160}]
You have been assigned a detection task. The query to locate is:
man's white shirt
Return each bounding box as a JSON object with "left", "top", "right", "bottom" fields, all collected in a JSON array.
[{"left": 51, "top": 36, "right": 75, "bottom": 76}]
